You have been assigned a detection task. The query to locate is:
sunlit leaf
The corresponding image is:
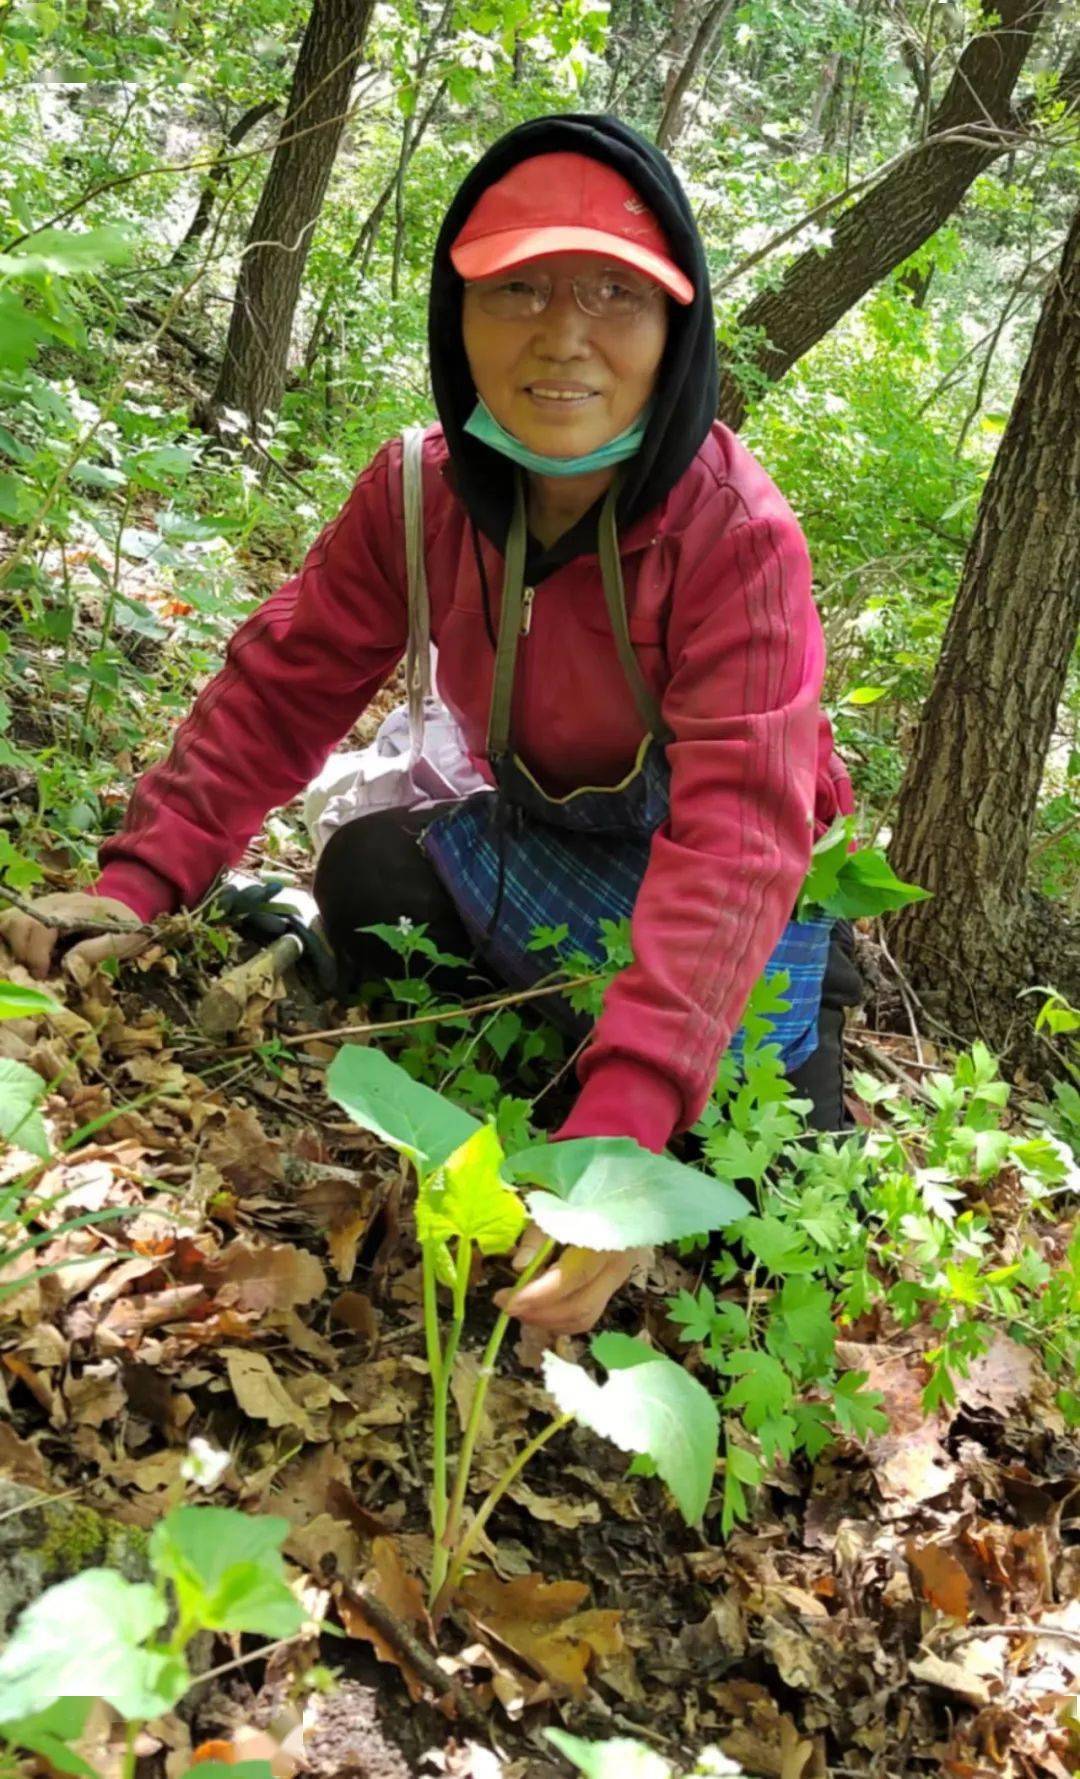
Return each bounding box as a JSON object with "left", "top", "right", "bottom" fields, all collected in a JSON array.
[
  {"left": 0, "top": 1570, "right": 184, "bottom": 1722},
  {"left": 326, "top": 1044, "right": 480, "bottom": 1174},
  {"left": 149, "top": 1506, "right": 303, "bottom": 1638},
  {"left": 544, "top": 1335, "right": 719, "bottom": 1523},
  {"left": 0, "top": 980, "right": 59, "bottom": 1020},
  {"left": 505, "top": 1138, "right": 750, "bottom": 1251},
  {"left": 417, "top": 1123, "right": 526, "bottom": 1255}
]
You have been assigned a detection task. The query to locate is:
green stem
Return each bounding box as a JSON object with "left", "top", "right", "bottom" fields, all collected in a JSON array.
[
  {"left": 421, "top": 1234, "right": 447, "bottom": 1554},
  {"left": 442, "top": 1237, "right": 556, "bottom": 1554},
  {"left": 121, "top": 1718, "right": 138, "bottom": 1779},
  {"left": 445, "top": 1414, "right": 572, "bottom": 1598},
  {"left": 428, "top": 1236, "right": 471, "bottom": 1602}
]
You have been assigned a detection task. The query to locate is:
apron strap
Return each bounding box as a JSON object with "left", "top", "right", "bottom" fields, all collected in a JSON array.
[
  {"left": 401, "top": 425, "right": 432, "bottom": 764},
  {"left": 597, "top": 479, "right": 670, "bottom": 745},
  {"left": 486, "top": 469, "right": 528, "bottom": 763},
  {"left": 486, "top": 467, "right": 670, "bottom": 763}
]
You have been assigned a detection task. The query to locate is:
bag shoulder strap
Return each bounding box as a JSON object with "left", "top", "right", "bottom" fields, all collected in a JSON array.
[{"left": 401, "top": 425, "right": 431, "bottom": 759}]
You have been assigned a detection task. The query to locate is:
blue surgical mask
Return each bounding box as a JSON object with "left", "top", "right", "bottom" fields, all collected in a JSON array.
[{"left": 464, "top": 395, "right": 652, "bottom": 476}]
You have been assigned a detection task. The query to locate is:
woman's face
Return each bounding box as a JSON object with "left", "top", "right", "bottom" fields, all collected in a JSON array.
[{"left": 461, "top": 251, "right": 669, "bottom": 459}]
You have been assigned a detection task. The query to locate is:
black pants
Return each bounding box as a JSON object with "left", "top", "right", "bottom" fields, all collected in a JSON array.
[{"left": 313, "top": 807, "right": 865, "bottom": 1133}]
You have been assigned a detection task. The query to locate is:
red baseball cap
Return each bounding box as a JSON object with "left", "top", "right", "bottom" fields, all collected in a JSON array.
[{"left": 450, "top": 151, "right": 694, "bottom": 306}]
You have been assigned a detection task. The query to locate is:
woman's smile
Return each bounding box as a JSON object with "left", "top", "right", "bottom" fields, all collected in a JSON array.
[{"left": 523, "top": 380, "right": 600, "bottom": 414}]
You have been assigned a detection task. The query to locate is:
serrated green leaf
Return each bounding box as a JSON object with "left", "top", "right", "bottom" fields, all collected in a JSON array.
[
  {"left": 766, "top": 1275, "right": 836, "bottom": 1376},
  {"left": 417, "top": 1123, "right": 525, "bottom": 1256},
  {"left": 0, "top": 1570, "right": 184, "bottom": 1722},
  {"left": 326, "top": 1045, "right": 480, "bottom": 1175},
  {"left": 505, "top": 1138, "right": 750, "bottom": 1251},
  {"left": 831, "top": 1371, "right": 889, "bottom": 1442},
  {"left": 149, "top": 1506, "right": 303, "bottom": 1638},
  {"left": 543, "top": 1336, "right": 719, "bottom": 1524},
  {"left": 722, "top": 1349, "right": 793, "bottom": 1427},
  {"left": 546, "top": 1729, "right": 674, "bottom": 1778}
]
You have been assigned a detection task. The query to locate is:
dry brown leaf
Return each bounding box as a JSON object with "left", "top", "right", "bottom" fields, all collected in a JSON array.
[
  {"left": 908, "top": 1645, "right": 1002, "bottom": 1706},
  {"left": 954, "top": 1333, "right": 1036, "bottom": 1416},
  {"left": 326, "top": 1208, "right": 370, "bottom": 1283},
  {"left": 201, "top": 1106, "right": 284, "bottom": 1194},
  {"left": 835, "top": 1339, "right": 957, "bottom": 1507},
  {"left": 210, "top": 1241, "right": 326, "bottom": 1315},
  {"left": 339, "top": 1535, "right": 433, "bottom": 1703},
  {"left": 330, "top": 1291, "right": 378, "bottom": 1338},
  {"left": 0, "top": 1420, "right": 50, "bottom": 1487},
  {"left": 64, "top": 1361, "right": 126, "bottom": 1428},
  {"left": 457, "top": 1570, "right": 623, "bottom": 1697},
  {"left": 223, "top": 1349, "right": 321, "bottom": 1440},
  {"left": 907, "top": 1539, "right": 972, "bottom": 1620},
  {"left": 506, "top": 1483, "right": 601, "bottom": 1529},
  {"left": 285, "top": 1513, "right": 362, "bottom": 1581}
]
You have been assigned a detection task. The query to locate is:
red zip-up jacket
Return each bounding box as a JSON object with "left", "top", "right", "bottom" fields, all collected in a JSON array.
[{"left": 97, "top": 421, "right": 853, "bottom": 1153}]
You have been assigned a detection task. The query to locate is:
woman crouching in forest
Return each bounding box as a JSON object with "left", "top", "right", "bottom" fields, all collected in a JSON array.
[{"left": 4, "top": 114, "right": 863, "bottom": 1334}]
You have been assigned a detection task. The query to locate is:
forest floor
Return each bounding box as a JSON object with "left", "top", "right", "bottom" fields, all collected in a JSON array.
[{"left": 2, "top": 874, "right": 1080, "bottom": 1779}]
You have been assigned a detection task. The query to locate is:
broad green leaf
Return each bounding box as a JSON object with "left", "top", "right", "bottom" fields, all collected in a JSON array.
[
  {"left": 797, "top": 815, "right": 853, "bottom": 915},
  {"left": 0, "top": 1570, "right": 184, "bottom": 1722},
  {"left": 505, "top": 1139, "right": 750, "bottom": 1251},
  {"left": 417, "top": 1124, "right": 526, "bottom": 1256},
  {"left": 546, "top": 1729, "right": 673, "bottom": 1778},
  {"left": 0, "top": 225, "right": 134, "bottom": 279},
  {"left": 0, "top": 1699, "right": 96, "bottom": 1777},
  {"left": 824, "top": 849, "right": 930, "bottom": 920},
  {"left": 326, "top": 1045, "right": 480, "bottom": 1174},
  {"left": 543, "top": 1335, "right": 719, "bottom": 1523},
  {"left": 149, "top": 1506, "right": 303, "bottom": 1638},
  {"left": 0, "top": 980, "right": 59, "bottom": 1020},
  {"left": 0, "top": 1056, "right": 49, "bottom": 1158}
]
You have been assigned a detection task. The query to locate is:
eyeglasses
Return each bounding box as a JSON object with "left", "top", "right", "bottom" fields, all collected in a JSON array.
[{"left": 469, "top": 266, "right": 663, "bottom": 322}]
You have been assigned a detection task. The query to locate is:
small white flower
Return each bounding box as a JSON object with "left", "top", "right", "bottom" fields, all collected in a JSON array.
[
  {"left": 181, "top": 1436, "right": 230, "bottom": 1489},
  {"left": 397, "top": 916, "right": 415, "bottom": 934}
]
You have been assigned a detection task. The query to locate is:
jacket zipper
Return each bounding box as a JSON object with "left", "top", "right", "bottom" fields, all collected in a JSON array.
[{"left": 520, "top": 585, "right": 536, "bottom": 636}]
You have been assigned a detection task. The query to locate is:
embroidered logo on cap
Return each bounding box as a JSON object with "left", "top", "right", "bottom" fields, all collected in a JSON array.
[{"left": 623, "top": 196, "right": 648, "bottom": 215}]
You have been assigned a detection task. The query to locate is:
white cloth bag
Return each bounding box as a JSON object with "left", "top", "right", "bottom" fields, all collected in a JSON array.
[{"left": 301, "top": 425, "right": 490, "bottom": 857}]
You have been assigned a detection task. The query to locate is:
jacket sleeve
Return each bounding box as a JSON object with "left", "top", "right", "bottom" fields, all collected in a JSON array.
[
  {"left": 557, "top": 511, "right": 824, "bottom": 1153},
  {"left": 96, "top": 440, "right": 408, "bottom": 921}
]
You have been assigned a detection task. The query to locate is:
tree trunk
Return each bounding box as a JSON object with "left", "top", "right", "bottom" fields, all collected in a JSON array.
[
  {"left": 886, "top": 205, "right": 1080, "bottom": 1041},
  {"left": 207, "top": 0, "right": 375, "bottom": 432},
  {"left": 656, "top": 0, "right": 735, "bottom": 150},
  {"left": 716, "top": 0, "right": 1056, "bottom": 428},
  {"left": 169, "top": 101, "right": 278, "bottom": 269}
]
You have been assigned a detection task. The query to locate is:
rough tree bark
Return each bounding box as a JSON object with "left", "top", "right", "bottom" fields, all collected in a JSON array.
[
  {"left": 886, "top": 204, "right": 1080, "bottom": 1046},
  {"left": 206, "top": 0, "right": 375, "bottom": 432},
  {"left": 169, "top": 100, "right": 279, "bottom": 269},
  {"left": 656, "top": 0, "right": 735, "bottom": 151},
  {"left": 716, "top": 0, "right": 1058, "bottom": 427}
]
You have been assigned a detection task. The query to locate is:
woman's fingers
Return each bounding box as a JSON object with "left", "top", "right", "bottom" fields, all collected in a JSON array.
[
  {"left": 494, "top": 1247, "right": 637, "bottom": 1334},
  {"left": 62, "top": 931, "right": 148, "bottom": 986},
  {"left": 510, "top": 1221, "right": 548, "bottom": 1273}
]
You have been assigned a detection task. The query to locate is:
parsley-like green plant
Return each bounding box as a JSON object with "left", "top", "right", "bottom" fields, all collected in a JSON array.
[
  {"left": 0, "top": 1503, "right": 305, "bottom": 1779},
  {"left": 325, "top": 1044, "right": 751, "bottom": 1606}
]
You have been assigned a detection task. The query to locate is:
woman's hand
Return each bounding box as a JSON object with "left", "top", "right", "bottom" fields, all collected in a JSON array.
[
  {"left": 493, "top": 1222, "right": 646, "bottom": 1336},
  {"left": 0, "top": 891, "right": 145, "bottom": 981}
]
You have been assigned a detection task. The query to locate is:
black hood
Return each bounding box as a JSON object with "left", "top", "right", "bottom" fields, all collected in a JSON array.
[{"left": 428, "top": 113, "right": 718, "bottom": 555}]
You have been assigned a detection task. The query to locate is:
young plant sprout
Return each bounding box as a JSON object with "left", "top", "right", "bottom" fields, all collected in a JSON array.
[{"left": 325, "top": 1045, "right": 751, "bottom": 1605}]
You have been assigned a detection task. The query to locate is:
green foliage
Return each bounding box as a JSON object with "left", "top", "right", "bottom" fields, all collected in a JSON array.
[
  {"left": 677, "top": 994, "right": 1080, "bottom": 1533},
  {"left": 324, "top": 1044, "right": 742, "bottom": 1593},
  {"left": 544, "top": 1333, "right": 721, "bottom": 1524},
  {"left": 0, "top": 1504, "right": 296, "bottom": 1778},
  {"left": 797, "top": 816, "right": 930, "bottom": 921},
  {"left": 505, "top": 1137, "right": 751, "bottom": 1250}
]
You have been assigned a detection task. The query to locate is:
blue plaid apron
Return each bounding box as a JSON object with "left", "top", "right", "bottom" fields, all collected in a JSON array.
[{"left": 419, "top": 462, "right": 831, "bottom": 1071}]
